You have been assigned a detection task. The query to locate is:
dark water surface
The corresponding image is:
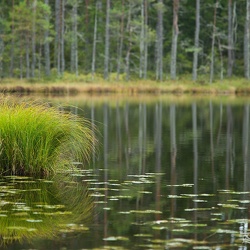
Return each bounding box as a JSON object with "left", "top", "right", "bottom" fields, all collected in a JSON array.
[{"left": 2, "top": 95, "right": 250, "bottom": 249}]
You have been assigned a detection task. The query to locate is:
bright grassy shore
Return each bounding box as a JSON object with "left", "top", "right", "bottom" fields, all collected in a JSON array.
[{"left": 1, "top": 75, "right": 250, "bottom": 95}]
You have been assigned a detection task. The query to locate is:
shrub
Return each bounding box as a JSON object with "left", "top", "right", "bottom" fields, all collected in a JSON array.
[{"left": 0, "top": 100, "right": 95, "bottom": 176}]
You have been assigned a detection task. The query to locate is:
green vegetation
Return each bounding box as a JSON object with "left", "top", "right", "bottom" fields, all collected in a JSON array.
[
  {"left": 0, "top": 99, "right": 94, "bottom": 176},
  {"left": 0, "top": 1, "right": 250, "bottom": 82},
  {"left": 1, "top": 75, "right": 250, "bottom": 95}
]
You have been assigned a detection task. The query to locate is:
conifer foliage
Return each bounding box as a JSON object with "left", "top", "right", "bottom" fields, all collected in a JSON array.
[{"left": 0, "top": 0, "right": 248, "bottom": 81}]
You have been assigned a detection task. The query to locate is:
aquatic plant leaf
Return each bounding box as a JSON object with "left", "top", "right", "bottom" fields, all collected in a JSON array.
[
  {"left": 181, "top": 194, "right": 198, "bottom": 197},
  {"left": 213, "top": 229, "right": 238, "bottom": 234},
  {"left": 152, "top": 226, "right": 168, "bottom": 230},
  {"left": 239, "top": 200, "right": 250, "bottom": 204},
  {"left": 130, "top": 210, "right": 162, "bottom": 214},
  {"left": 166, "top": 184, "right": 194, "bottom": 187},
  {"left": 118, "top": 211, "right": 131, "bottom": 214},
  {"left": 185, "top": 208, "right": 212, "bottom": 211},
  {"left": 152, "top": 220, "right": 169, "bottom": 224},
  {"left": 103, "top": 207, "right": 111, "bottom": 210},
  {"left": 193, "top": 199, "right": 207, "bottom": 203},
  {"left": 103, "top": 236, "right": 129, "bottom": 241},
  {"left": 168, "top": 195, "right": 186, "bottom": 198},
  {"left": 134, "top": 234, "right": 153, "bottom": 237},
  {"left": 89, "top": 193, "right": 105, "bottom": 197},
  {"left": 217, "top": 203, "right": 239, "bottom": 208},
  {"left": 26, "top": 219, "right": 43, "bottom": 223}
]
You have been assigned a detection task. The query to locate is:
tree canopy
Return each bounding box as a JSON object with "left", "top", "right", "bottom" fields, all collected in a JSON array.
[{"left": 0, "top": 0, "right": 248, "bottom": 82}]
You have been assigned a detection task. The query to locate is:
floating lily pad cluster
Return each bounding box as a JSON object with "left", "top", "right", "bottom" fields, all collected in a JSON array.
[{"left": 79, "top": 170, "right": 250, "bottom": 249}]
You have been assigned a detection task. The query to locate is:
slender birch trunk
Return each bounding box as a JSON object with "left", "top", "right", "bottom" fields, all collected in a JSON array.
[
  {"left": 0, "top": 17, "right": 4, "bottom": 78},
  {"left": 143, "top": 0, "right": 148, "bottom": 79},
  {"left": 91, "top": 1, "right": 99, "bottom": 80},
  {"left": 55, "top": 0, "right": 64, "bottom": 76},
  {"left": 55, "top": 0, "right": 61, "bottom": 75},
  {"left": 139, "top": 0, "right": 145, "bottom": 79},
  {"left": 25, "top": 37, "right": 30, "bottom": 78},
  {"left": 31, "top": 0, "right": 37, "bottom": 78},
  {"left": 44, "top": 0, "right": 50, "bottom": 76},
  {"left": 156, "top": 0, "right": 163, "bottom": 81},
  {"left": 170, "top": 0, "right": 179, "bottom": 80},
  {"left": 116, "top": 0, "right": 125, "bottom": 81},
  {"left": 192, "top": 0, "right": 200, "bottom": 81},
  {"left": 125, "top": 2, "right": 132, "bottom": 81},
  {"left": 71, "top": 0, "right": 78, "bottom": 76},
  {"left": 245, "top": 0, "right": 250, "bottom": 79},
  {"left": 209, "top": 0, "right": 219, "bottom": 84},
  {"left": 61, "top": 0, "right": 65, "bottom": 74},
  {"left": 10, "top": 0, "right": 15, "bottom": 77},
  {"left": 104, "top": 0, "right": 110, "bottom": 80},
  {"left": 227, "top": 0, "right": 233, "bottom": 77}
]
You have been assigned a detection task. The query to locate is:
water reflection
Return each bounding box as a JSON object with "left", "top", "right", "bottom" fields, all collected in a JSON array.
[
  {"left": 80, "top": 98, "right": 250, "bottom": 249},
  {"left": 0, "top": 172, "right": 93, "bottom": 248},
  {"left": 4, "top": 96, "right": 250, "bottom": 249}
]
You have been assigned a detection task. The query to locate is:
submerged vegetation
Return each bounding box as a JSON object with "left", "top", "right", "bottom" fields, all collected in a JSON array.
[{"left": 0, "top": 99, "right": 94, "bottom": 176}]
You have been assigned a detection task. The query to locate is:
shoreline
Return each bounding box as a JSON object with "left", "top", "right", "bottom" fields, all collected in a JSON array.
[{"left": 1, "top": 79, "right": 250, "bottom": 96}]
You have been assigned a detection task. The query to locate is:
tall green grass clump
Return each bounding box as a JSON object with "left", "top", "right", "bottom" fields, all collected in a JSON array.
[{"left": 0, "top": 100, "right": 94, "bottom": 176}]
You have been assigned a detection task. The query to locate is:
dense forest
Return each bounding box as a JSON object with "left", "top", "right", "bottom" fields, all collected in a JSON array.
[{"left": 0, "top": 0, "right": 249, "bottom": 82}]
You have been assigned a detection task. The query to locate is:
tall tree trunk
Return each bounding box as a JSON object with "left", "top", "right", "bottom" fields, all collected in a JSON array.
[
  {"left": 10, "top": 0, "right": 15, "bottom": 77},
  {"left": 38, "top": 42, "right": 42, "bottom": 78},
  {"left": 55, "top": 0, "right": 61, "bottom": 75},
  {"left": 61, "top": 0, "right": 65, "bottom": 73},
  {"left": 55, "top": 0, "right": 65, "bottom": 76},
  {"left": 19, "top": 40, "right": 23, "bottom": 79},
  {"left": 217, "top": 36, "right": 224, "bottom": 80},
  {"left": 125, "top": 2, "right": 132, "bottom": 81},
  {"left": 143, "top": 0, "right": 148, "bottom": 79},
  {"left": 227, "top": 0, "right": 233, "bottom": 77},
  {"left": 0, "top": 17, "right": 4, "bottom": 78},
  {"left": 192, "top": 0, "right": 200, "bottom": 81},
  {"left": 227, "top": 0, "right": 234, "bottom": 77},
  {"left": 170, "top": 0, "right": 179, "bottom": 80},
  {"left": 116, "top": 0, "right": 125, "bottom": 81},
  {"left": 245, "top": 0, "right": 250, "bottom": 79},
  {"left": 209, "top": 0, "right": 219, "bottom": 84},
  {"left": 92, "top": 1, "right": 99, "bottom": 80},
  {"left": 104, "top": 0, "right": 110, "bottom": 80},
  {"left": 25, "top": 37, "right": 30, "bottom": 78},
  {"left": 71, "top": 0, "right": 78, "bottom": 76},
  {"left": 156, "top": 0, "right": 163, "bottom": 81},
  {"left": 139, "top": 0, "right": 145, "bottom": 79},
  {"left": 31, "top": 0, "right": 37, "bottom": 78},
  {"left": 44, "top": 0, "right": 50, "bottom": 76}
]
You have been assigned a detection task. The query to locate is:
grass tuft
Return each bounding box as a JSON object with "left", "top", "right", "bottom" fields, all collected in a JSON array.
[{"left": 0, "top": 99, "right": 95, "bottom": 176}]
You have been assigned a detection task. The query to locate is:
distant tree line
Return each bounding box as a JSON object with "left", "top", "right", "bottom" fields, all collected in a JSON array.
[{"left": 0, "top": 0, "right": 249, "bottom": 82}]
